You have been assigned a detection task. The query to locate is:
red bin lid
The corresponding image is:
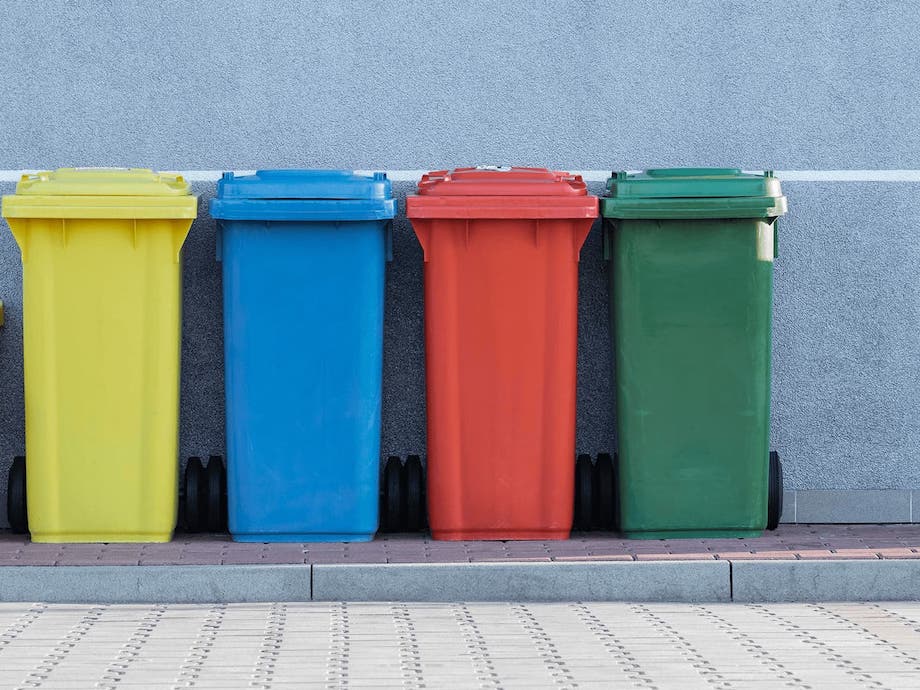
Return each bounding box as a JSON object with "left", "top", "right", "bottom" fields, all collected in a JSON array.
[
  {"left": 417, "top": 166, "right": 588, "bottom": 196},
  {"left": 408, "top": 167, "right": 597, "bottom": 219}
]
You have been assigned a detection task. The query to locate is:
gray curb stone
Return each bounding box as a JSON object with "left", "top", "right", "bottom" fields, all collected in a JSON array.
[
  {"left": 732, "top": 559, "right": 920, "bottom": 602},
  {"left": 0, "top": 560, "right": 918, "bottom": 604},
  {"left": 312, "top": 561, "right": 731, "bottom": 603},
  {"left": 0, "top": 565, "right": 311, "bottom": 603}
]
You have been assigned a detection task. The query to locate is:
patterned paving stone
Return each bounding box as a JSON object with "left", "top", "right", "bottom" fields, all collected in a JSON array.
[{"left": 3, "top": 601, "right": 909, "bottom": 688}]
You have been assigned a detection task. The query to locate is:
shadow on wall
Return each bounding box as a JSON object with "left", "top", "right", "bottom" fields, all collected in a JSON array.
[{"left": 0, "top": 178, "right": 616, "bottom": 527}]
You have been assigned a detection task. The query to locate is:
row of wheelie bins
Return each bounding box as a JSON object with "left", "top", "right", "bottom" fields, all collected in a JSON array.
[{"left": 0, "top": 166, "right": 787, "bottom": 543}]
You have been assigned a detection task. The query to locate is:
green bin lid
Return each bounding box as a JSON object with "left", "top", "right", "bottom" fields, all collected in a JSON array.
[{"left": 600, "top": 168, "right": 787, "bottom": 219}]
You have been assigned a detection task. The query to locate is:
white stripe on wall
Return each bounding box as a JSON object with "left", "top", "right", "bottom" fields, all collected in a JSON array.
[
  {"left": 2, "top": 170, "right": 920, "bottom": 183},
  {"left": 773, "top": 170, "right": 920, "bottom": 182}
]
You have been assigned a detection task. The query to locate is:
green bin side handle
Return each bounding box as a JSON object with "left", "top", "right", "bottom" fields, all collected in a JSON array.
[
  {"left": 773, "top": 218, "right": 779, "bottom": 259},
  {"left": 602, "top": 220, "right": 614, "bottom": 262},
  {"left": 764, "top": 170, "right": 780, "bottom": 260},
  {"left": 0, "top": 300, "right": 4, "bottom": 327}
]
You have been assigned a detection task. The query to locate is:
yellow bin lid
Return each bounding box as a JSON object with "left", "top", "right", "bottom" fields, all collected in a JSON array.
[{"left": 1, "top": 168, "right": 198, "bottom": 219}]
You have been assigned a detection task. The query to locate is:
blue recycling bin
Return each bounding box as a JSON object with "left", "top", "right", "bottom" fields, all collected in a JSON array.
[{"left": 211, "top": 170, "right": 396, "bottom": 542}]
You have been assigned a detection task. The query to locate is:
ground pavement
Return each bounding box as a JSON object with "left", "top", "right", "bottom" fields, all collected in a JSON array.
[{"left": 0, "top": 601, "right": 919, "bottom": 688}]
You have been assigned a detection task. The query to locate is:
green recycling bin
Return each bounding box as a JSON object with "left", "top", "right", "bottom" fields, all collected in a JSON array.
[{"left": 601, "top": 168, "right": 788, "bottom": 539}]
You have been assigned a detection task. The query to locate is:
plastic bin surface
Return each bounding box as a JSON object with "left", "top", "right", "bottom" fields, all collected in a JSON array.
[
  {"left": 407, "top": 167, "right": 597, "bottom": 540},
  {"left": 212, "top": 170, "right": 395, "bottom": 542},
  {"left": 2, "top": 168, "right": 196, "bottom": 542}
]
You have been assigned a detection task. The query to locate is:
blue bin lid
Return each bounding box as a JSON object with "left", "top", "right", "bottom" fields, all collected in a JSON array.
[{"left": 210, "top": 170, "right": 397, "bottom": 221}]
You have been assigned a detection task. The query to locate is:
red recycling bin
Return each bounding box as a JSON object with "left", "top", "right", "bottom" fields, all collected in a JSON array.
[{"left": 406, "top": 167, "right": 598, "bottom": 540}]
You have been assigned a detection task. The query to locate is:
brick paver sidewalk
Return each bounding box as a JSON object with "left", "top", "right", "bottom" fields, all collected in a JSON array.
[{"left": 1, "top": 524, "right": 917, "bottom": 566}]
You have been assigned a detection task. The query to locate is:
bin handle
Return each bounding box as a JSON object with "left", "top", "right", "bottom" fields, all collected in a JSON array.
[
  {"left": 415, "top": 223, "right": 430, "bottom": 262},
  {"left": 385, "top": 221, "right": 393, "bottom": 263},
  {"left": 0, "top": 300, "right": 4, "bottom": 328},
  {"left": 773, "top": 218, "right": 779, "bottom": 259},
  {"left": 602, "top": 220, "right": 614, "bottom": 262}
]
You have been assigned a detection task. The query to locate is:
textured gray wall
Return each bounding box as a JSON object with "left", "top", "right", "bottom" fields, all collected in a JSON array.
[
  {"left": 772, "top": 182, "right": 920, "bottom": 490},
  {"left": 0, "top": 0, "right": 918, "bottom": 169},
  {"left": 1, "top": 1, "right": 919, "bottom": 526}
]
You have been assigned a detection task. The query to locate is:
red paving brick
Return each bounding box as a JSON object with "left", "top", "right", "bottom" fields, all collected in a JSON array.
[
  {"left": 0, "top": 524, "right": 919, "bottom": 565},
  {"left": 798, "top": 551, "right": 880, "bottom": 560},
  {"left": 720, "top": 551, "right": 795, "bottom": 560},
  {"left": 554, "top": 554, "right": 636, "bottom": 562},
  {"left": 635, "top": 552, "right": 716, "bottom": 561},
  {"left": 58, "top": 557, "right": 105, "bottom": 566},
  {"left": 874, "top": 547, "right": 920, "bottom": 558},
  {"left": 97, "top": 557, "right": 143, "bottom": 566},
  {"left": 418, "top": 554, "right": 471, "bottom": 563}
]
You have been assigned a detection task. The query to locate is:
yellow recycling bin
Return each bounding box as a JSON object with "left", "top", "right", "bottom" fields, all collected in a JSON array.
[{"left": 1, "top": 169, "right": 197, "bottom": 542}]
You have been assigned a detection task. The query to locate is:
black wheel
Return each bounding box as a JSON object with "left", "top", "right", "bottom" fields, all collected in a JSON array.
[
  {"left": 184, "top": 457, "right": 205, "bottom": 533},
  {"left": 205, "top": 456, "right": 227, "bottom": 533},
  {"left": 403, "top": 455, "right": 425, "bottom": 532},
  {"left": 382, "top": 456, "right": 404, "bottom": 532},
  {"left": 574, "top": 454, "right": 594, "bottom": 531},
  {"left": 767, "top": 450, "right": 783, "bottom": 531},
  {"left": 7, "top": 456, "right": 27, "bottom": 534},
  {"left": 593, "top": 453, "right": 616, "bottom": 531}
]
